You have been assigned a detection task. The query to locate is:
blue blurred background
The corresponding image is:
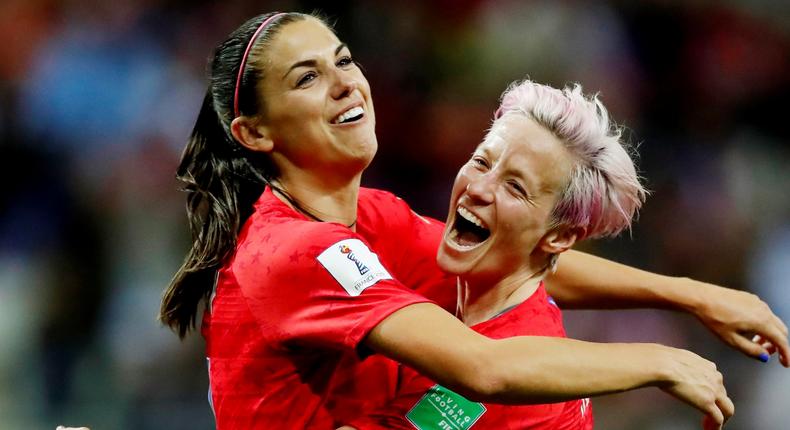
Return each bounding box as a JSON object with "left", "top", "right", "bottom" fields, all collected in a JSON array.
[{"left": 1, "top": 0, "right": 788, "bottom": 428}]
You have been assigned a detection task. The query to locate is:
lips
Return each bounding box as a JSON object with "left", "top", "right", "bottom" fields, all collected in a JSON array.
[
  {"left": 447, "top": 205, "right": 491, "bottom": 249},
  {"left": 331, "top": 105, "right": 365, "bottom": 124}
]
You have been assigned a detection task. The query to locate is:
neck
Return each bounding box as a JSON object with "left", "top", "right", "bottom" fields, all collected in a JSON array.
[
  {"left": 273, "top": 168, "right": 362, "bottom": 229},
  {"left": 457, "top": 266, "right": 547, "bottom": 326}
]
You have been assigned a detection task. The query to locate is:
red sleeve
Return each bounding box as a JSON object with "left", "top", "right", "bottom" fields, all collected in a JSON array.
[
  {"left": 231, "top": 220, "right": 431, "bottom": 351},
  {"left": 387, "top": 196, "right": 456, "bottom": 312}
]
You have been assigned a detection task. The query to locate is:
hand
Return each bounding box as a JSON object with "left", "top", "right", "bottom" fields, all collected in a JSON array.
[
  {"left": 702, "top": 414, "right": 723, "bottom": 430},
  {"left": 336, "top": 427, "right": 357, "bottom": 430},
  {"left": 688, "top": 279, "right": 789, "bottom": 367},
  {"left": 655, "top": 346, "right": 734, "bottom": 429}
]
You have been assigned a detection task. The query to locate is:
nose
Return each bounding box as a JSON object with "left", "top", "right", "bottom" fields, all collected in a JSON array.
[
  {"left": 331, "top": 69, "right": 357, "bottom": 100},
  {"left": 465, "top": 172, "right": 495, "bottom": 204}
]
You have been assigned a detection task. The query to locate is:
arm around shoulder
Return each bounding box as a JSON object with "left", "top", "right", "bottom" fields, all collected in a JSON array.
[{"left": 363, "top": 302, "right": 730, "bottom": 415}]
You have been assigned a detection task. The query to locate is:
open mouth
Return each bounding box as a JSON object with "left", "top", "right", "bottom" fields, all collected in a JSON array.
[
  {"left": 447, "top": 206, "right": 490, "bottom": 249},
  {"left": 332, "top": 106, "right": 364, "bottom": 124}
]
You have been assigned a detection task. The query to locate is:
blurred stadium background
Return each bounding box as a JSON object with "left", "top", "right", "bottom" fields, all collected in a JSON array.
[{"left": 1, "top": 0, "right": 788, "bottom": 428}]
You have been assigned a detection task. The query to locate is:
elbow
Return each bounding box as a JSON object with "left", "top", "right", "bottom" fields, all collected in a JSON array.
[
  {"left": 458, "top": 373, "right": 507, "bottom": 403},
  {"left": 445, "top": 350, "right": 510, "bottom": 402}
]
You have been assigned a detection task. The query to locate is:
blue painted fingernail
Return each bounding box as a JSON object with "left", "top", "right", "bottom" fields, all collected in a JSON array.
[{"left": 758, "top": 352, "right": 770, "bottom": 363}]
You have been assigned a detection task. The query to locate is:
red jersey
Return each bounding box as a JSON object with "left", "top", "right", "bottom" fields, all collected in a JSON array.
[
  {"left": 349, "top": 283, "right": 594, "bottom": 430},
  {"left": 202, "top": 187, "right": 452, "bottom": 429},
  {"left": 324, "top": 188, "right": 455, "bottom": 425}
]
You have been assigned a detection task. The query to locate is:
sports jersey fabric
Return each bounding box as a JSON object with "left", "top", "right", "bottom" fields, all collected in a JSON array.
[
  {"left": 203, "top": 187, "right": 453, "bottom": 429},
  {"left": 349, "top": 283, "right": 594, "bottom": 430}
]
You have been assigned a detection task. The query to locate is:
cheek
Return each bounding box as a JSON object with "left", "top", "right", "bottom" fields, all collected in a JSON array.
[
  {"left": 277, "top": 93, "right": 323, "bottom": 122},
  {"left": 497, "top": 202, "right": 544, "bottom": 245},
  {"left": 357, "top": 70, "right": 372, "bottom": 95}
]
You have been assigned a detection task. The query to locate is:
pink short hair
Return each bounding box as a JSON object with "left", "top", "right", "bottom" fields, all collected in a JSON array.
[{"left": 496, "top": 79, "right": 647, "bottom": 239}]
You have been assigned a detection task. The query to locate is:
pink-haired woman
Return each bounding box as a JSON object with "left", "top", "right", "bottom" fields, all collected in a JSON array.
[{"left": 345, "top": 79, "right": 673, "bottom": 429}]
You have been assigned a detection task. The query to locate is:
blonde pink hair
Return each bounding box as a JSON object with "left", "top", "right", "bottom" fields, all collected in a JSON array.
[{"left": 496, "top": 79, "right": 647, "bottom": 239}]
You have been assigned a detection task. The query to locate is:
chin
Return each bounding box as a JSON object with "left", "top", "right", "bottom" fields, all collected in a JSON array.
[
  {"left": 352, "top": 146, "right": 377, "bottom": 173},
  {"left": 436, "top": 246, "right": 468, "bottom": 276},
  {"left": 362, "top": 138, "right": 378, "bottom": 162}
]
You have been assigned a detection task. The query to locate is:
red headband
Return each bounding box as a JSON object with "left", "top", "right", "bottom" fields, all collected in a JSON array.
[{"left": 233, "top": 12, "right": 286, "bottom": 118}]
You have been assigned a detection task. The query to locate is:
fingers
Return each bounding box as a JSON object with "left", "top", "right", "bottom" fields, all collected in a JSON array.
[
  {"left": 702, "top": 414, "right": 722, "bottom": 430},
  {"left": 717, "top": 389, "right": 735, "bottom": 422},
  {"left": 711, "top": 368, "right": 733, "bottom": 423},
  {"left": 697, "top": 358, "right": 732, "bottom": 426},
  {"left": 752, "top": 326, "right": 790, "bottom": 367},
  {"left": 735, "top": 334, "right": 770, "bottom": 361},
  {"left": 699, "top": 382, "right": 732, "bottom": 430},
  {"left": 752, "top": 303, "right": 789, "bottom": 366},
  {"left": 774, "top": 313, "right": 789, "bottom": 338},
  {"left": 696, "top": 285, "right": 789, "bottom": 366},
  {"left": 752, "top": 334, "right": 777, "bottom": 354},
  {"left": 751, "top": 335, "right": 776, "bottom": 355},
  {"left": 663, "top": 350, "right": 733, "bottom": 427},
  {"left": 703, "top": 405, "right": 724, "bottom": 430},
  {"left": 768, "top": 316, "right": 790, "bottom": 367}
]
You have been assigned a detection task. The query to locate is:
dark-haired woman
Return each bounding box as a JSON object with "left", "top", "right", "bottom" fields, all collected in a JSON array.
[{"left": 160, "top": 12, "right": 787, "bottom": 430}]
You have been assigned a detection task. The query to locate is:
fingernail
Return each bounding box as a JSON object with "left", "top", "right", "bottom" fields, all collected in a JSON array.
[{"left": 758, "top": 352, "right": 770, "bottom": 363}]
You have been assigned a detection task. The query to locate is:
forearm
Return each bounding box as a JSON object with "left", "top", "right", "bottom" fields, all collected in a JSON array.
[
  {"left": 367, "top": 303, "right": 671, "bottom": 404},
  {"left": 546, "top": 249, "right": 704, "bottom": 312},
  {"left": 548, "top": 250, "right": 790, "bottom": 367},
  {"left": 473, "top": 336, "right": 673, "bottom": 404}
]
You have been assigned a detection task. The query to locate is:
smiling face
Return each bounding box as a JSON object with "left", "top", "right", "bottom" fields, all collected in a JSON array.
[
  {"left": 437, "top": 114, "right": 576, "bottom": 284},
  {"left": 253, "top": 17, "right": 377, "bottom": 178}
]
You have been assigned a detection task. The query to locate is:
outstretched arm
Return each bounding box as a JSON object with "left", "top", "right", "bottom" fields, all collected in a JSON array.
[
  {"left": 364, "top": 302, "right": 733, "bottom": 429},
  {"left": 546, "top": 250, "right": 789, "bottom": 367}
]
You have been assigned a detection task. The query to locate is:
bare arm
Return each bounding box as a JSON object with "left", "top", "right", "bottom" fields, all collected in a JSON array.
[
  {"left": 547, "top": 250, "right": 790, "bottom": 366},
  {"left": 365, "top": 302, "right": 733, "bottom": 428}
]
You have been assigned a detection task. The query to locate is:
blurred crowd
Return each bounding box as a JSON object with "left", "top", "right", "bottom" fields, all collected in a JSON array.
[{"left": 0, "top": 0, "right": 787, "bottom": 429}]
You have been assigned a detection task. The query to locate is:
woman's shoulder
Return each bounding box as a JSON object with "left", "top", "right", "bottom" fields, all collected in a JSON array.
[
  {"left": 358, "top": 187, "right": 416, "bottom": 224},
  {"left": 359, "top": 186, "right": 407, "bottom": 206},
  {"left": 231, "top": 218, "right": 365, "bottom": 285},
  {"left": 240, "top": 215, "right": 355, "bottom": 255}
]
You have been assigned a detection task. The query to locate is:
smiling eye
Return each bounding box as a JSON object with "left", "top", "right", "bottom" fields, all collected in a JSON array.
[
  {"left": 337, "top": 56, "right": 354, "bottom": 67},
  {"left": 507, "top": 180, "right": 528, "bottom": 198},
  {"left": 296, "top": 71, "right": 317, "bottom": 87},
  {"left": 471, "top": 156, "right": 490, "bottom": 171}
]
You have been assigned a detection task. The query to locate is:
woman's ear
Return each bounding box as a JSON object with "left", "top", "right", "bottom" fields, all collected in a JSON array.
[
  {"left": 539, "top": 226, "right": 585, "bottom": 255},
  {"left": 231, "top": 116, "right": 274, "bottom": 153}
]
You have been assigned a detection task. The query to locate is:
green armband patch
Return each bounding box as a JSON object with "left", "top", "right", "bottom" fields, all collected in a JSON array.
[{"left": 405, "top": 384, "right": 486, "bottom": 430}]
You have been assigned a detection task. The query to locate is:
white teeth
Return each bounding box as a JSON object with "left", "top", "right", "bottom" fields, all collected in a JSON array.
[
  {"left": 457, "top": 206, "right": 486, "bottom": 229},
  {"left": 447, "top": 228, "right": 484, "bottom": 250},
  {"left": 334, "top": 106, "right": 364, "bottom": 124}
]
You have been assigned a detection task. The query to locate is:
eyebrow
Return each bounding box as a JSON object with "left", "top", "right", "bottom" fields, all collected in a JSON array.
[
  {"left": 477, "top": 144, "right": 537, "bottom": 194},
  {"left": 282, "top": 43, "right": 348, "bottom": 79}
]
